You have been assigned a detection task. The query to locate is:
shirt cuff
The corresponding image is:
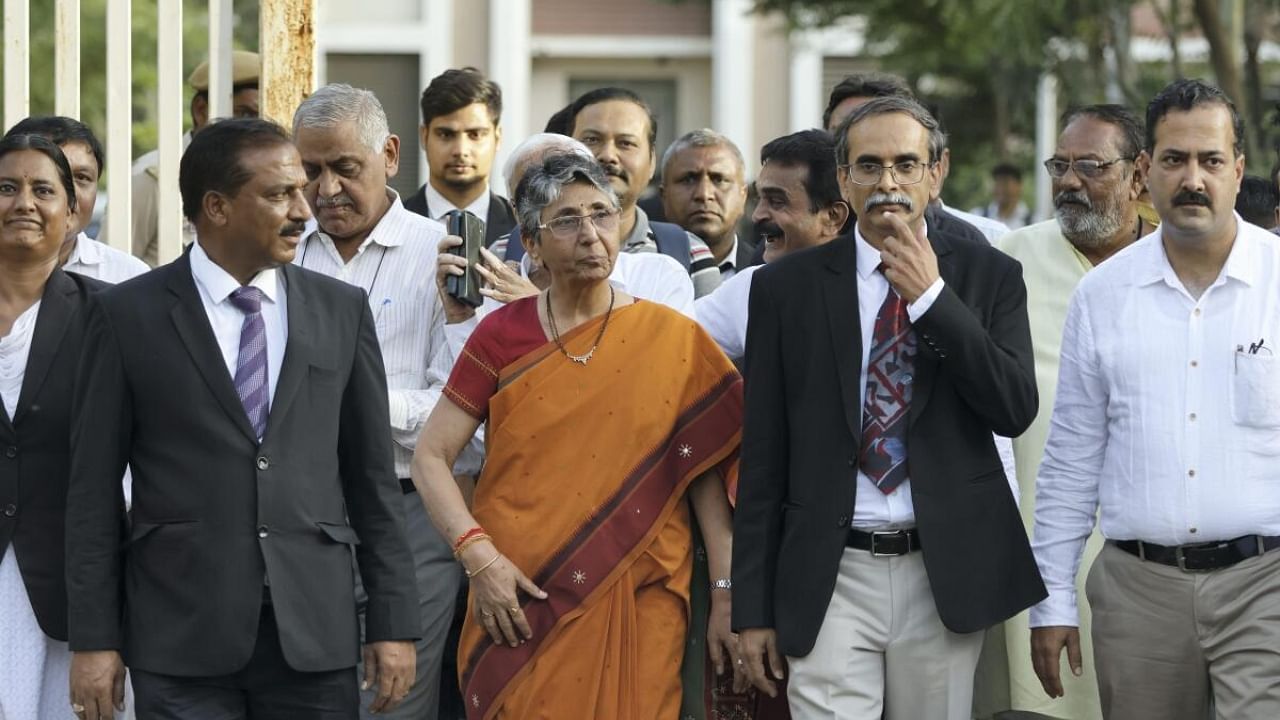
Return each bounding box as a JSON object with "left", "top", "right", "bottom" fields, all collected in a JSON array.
[
  {"left": 1028, "top": 588, "right": 1080, "bottom": 628},
  {"left": 906, "top": 278, "right": 945, "bottom": 323},
  {"left": 387, "top": 389, "right": 410, "bottom": 431}
]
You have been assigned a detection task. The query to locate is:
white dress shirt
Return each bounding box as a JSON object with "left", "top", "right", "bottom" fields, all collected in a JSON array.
[
  {"left": 189, "top": 241, "right": 287, "bottom": 410},
  {"left": 1030, "top": 217, "right": 1280, "bottom": 628},
  {"left": 424, "top": 182, "right": 490, "bottom": 225},
  {"left": 696, "top": 264, "right": 759, "bottom": 360},
  {"left": 63, "top": 232, "right": 150, "bottom": 283},
  {"left": 294, "top": 192, "right": 447, "bottom": 478}
]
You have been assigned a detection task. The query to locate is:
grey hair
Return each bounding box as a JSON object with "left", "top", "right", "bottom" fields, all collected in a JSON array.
[
  {"left": 516, "top": 153, "right": 619, "bottom": 241},
  {"left": 833, "top": 95, "right": 947, "bottom": 167},
  {"left": 292, "top": 83, "right": 390, "bottom": 154},
  {"left": 659, "top": 128, "right": 745, "bottom": 180},
  {"left": 501, "top": 132, "right": 594, "bottom": 189}
]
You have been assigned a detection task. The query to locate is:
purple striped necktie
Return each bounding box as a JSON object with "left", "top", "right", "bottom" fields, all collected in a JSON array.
[{"left": 229, "top": 286, "right": 269, "bottom": 439}]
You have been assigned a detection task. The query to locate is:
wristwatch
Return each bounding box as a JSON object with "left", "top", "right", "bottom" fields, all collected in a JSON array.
[{"left": 711, "top": 578, "right": 732, "bottom": 591}]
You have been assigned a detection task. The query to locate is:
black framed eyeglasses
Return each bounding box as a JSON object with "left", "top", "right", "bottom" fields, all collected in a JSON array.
[
  {"left": 1043, "top": 157, "right": 1133, "bottom": 179},
  {"left": 840, "top": 160, "right": 931, "bottom": 186},
  {"left": 538, "top": 207, "right": 620, "bottom": 239}
]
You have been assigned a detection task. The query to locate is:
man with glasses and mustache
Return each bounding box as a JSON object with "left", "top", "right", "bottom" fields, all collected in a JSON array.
[
  {"left": 987, "top": 104, "right": 1151, "bottom": 720},
  {"left": 1031, "top": 78, "right": 1280, "bottom": 720},
  {"left": 734, "top": 96, "right": 1044, "bottom": 720}
]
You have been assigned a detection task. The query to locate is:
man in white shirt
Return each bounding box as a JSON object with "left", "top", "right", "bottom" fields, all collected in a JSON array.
[
  {"left": 402, "top": 68, "right": 517, "bottom": 246},
  {"left": 659, "top": 129, "right": 754, "bottom": 278},
  {"left": 1031, "top": 79, "right": 1280, "bottom": 720},
  {"left": 290, "top": 84, "right": 453, "bottom": 720},
  {"left": 4, "top": 116, "right": 149, "bottom": 283},
  {"left": 695, "top": 129, "right": 848, "bottom": 360}
]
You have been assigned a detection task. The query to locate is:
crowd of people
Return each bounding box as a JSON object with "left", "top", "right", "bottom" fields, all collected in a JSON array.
[{"left": 0, "top": 49, "right": 1277, "bottom": 720}]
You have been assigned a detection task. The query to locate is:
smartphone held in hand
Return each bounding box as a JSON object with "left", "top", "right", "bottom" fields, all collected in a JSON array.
[{"left": 445, "top": 211, "right": 486, "bottom": 307}]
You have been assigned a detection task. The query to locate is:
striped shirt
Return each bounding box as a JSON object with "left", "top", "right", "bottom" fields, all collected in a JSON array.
[{"left": 293, "top": 191, "right": 448, "bottom": 478}]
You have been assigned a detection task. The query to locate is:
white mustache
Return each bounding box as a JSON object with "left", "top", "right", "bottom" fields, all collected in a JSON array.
[
  {"left": 864, "top": 192, "right": 914, "bottom": 213},
  {"left": 316, "top": 195, "right": 354, "bottom": 209}
]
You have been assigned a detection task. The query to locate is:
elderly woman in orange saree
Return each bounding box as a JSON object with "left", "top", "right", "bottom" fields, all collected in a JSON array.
[{"left": 412, "top": 153, "right": 746, "bottom": 719}]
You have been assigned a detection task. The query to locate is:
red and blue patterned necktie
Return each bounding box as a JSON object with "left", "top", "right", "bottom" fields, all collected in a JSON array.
[{"left": 859, "top": 271, "right": 916, "bottom": 494}]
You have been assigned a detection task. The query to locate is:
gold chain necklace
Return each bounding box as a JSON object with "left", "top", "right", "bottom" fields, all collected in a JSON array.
[{"left": 545, "top": 286, "right": 615, "bottom": 365}]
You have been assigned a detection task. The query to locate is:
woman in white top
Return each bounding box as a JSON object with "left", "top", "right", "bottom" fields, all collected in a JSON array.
[{"left": 0, "top": 133, "right": 110, "bottom": 719}]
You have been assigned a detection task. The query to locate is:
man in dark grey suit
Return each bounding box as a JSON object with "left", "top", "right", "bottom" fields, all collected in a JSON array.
[{"left": 66, "top": 118, "right": 420, "bottom": 720}]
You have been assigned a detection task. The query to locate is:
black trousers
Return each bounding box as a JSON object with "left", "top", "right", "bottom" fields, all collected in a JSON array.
[{"left": 131, "top": 603, "right": 358, "bottom": 720}]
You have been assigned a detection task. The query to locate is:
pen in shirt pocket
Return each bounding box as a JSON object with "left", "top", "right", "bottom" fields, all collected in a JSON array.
[{"left": 375, "top": 298, "right": 391, "bottom": 326}]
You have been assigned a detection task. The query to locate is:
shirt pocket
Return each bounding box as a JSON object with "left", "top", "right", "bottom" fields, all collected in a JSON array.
[{"left": 1232, "top": 351, "right": 1280, "bottom": 428}]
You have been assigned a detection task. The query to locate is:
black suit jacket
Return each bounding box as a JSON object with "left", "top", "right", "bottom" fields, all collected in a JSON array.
[
  {"left": 403, "top": 184, "right": 517, "bottom": 247},
  {"left": 731, "top": 224, "right": 1046, "bottom": 657},
  {"left": 0, "top": 270, "right": 106, "bottom": 641},
  {"left": 66, "top": 254, "right": 419, "bottom": 676}
]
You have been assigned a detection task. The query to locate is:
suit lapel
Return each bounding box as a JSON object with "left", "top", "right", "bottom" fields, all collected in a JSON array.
[
  {"left": 167, "top": 254, "right": 259, "bottom": 444},
  {"left": 485, "top": 193, "right": 514, "bottom": 247},
  {"left": 908, "top": 230, "right": 955, "bottom": 426},
  {"left": 821, "top": 235, "right": 863, "bottom": 444},
  {"left": 12, "top": 271, "right": 78, "bottom": 425},
  {"left": 264, "top": 264, "right": 316, "bottom": 438}
]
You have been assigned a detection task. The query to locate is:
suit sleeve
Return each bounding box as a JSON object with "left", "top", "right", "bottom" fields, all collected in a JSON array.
[
  {"left": 731, "top": 271, "right": 788, "bottom": 632},
  {"left": 66, "top": 296, "right": 131, "bottom": 651},
  {"left": 339, "top": 299, "right": 421, "bottom": 643},
  {"left": 911, "top": 255, "right": 1038, "bottom": 438}
]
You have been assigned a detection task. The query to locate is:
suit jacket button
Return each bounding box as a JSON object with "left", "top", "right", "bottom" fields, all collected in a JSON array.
[
  {"left": 256, "top": 456, "right": 269, "bottom": 471},
  {"left": 837, "top": 515, "right": 849, "bottom": 527},
  {"left": 4, "top": 446, "right": 16, "bottom": 459},
  {"left": 257, "top": 525, "right": 269, "bottom": 538},
  {"left": 847, "top": 458, "right": 856, "bottom": 467},
  {"left": 2, "top": 504, "right": 15, "bottom": 517}
]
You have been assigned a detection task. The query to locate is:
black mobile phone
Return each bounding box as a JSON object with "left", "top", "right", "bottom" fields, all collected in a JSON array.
[{"left": 445, "top": 211, "right": 485, "bottom": 307}]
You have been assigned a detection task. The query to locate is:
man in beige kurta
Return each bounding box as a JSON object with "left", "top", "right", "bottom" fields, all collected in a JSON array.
[{"left": 989, "top": 104, "right": 1154, "bottom": 720}]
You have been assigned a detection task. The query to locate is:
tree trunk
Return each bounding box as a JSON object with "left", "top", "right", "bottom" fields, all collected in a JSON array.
[
  {"left": 1150, "top": 0, "right": 1184, "bottom": 79},
  {"left": 1191, "top": 0, "right": 1254, "bottom": 157},
  {"left": 1243, "top": 0, "right": 1266, "bottom": 164}
]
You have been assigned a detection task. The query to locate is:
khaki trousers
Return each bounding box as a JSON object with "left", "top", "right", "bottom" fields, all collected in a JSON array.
[
  {"left": 1087, "top": 542, "right": 1280, "bottom": 720},
  {"left": 786, "top": 548, "right": 985, "bottom": 720}
]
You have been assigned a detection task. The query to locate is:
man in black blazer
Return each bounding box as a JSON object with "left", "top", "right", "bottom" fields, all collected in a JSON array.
[
  {"left": 66, "top": 118, "right": 420, "bottom": 720},
  {"left": 733, "top": 96, "right": 1045, "bottom": 719},
  {"left": 403, "top": 67, "right": 516, "bottom": 246}
]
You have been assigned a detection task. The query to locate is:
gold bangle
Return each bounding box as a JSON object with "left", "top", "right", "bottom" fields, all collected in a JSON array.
[
  {"left": 453, "top": 534, "right": 491, "bottom": 559},
  {"left": 465, "top": 553, "right": 501, "bottom": 578}
]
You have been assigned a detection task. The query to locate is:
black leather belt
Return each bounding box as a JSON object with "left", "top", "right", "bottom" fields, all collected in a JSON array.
[
  {"left": 400, "top": 478, "right": 416, "bottom": 495},
  {"left": 847, "top": 528, "right": 920, "bottom": 556},
  {"left": 1112, "top": 535, "right": 1280, "bottom": 572}
]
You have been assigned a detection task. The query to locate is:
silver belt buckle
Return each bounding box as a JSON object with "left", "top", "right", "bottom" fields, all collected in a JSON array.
[{"left": 870, "top": 530, "right": 902, "bottom": 557}]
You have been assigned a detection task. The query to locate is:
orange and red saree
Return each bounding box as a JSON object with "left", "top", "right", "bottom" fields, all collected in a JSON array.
[{"left": 444, "top": 297, "right": 743, "bottom": 720}]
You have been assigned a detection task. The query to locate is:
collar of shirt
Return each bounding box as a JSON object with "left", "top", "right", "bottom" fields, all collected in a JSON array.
[
  {"left": 1136, "top": 212, "right": 1260, "bottom": 291},
  {"left": 718, "top": 235, "right": 740, "bottom": 272},
  {"left": 190, "top": 240, "right": 282, "bottom": 306},
  {"left": 623, "top": 205, "right": 652, "bottom": 249},
  {"left": 308, "top": 189, "right": 414, "bottom": 259},
  {"left": 853, "top": 220, "right": 929, "bottom": 280},
  {"left": 67, "top": 232, "right": 101, "bottom": 267},
  {"left": 424, "top": 182, "right": 491, "bottom": 225}
]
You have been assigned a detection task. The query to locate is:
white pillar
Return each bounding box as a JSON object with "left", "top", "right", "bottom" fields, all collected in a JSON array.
[
  {"left": 788, "top": 30, "right": 823, "bottom": 132},
  {"left": 3, "top": 0, "right": 30, "bottom": 132},
  {"left": 488, "top": 0, "right": 530, "bottom": 196},
  {"left": 156, "top": 0, "right": 183, "bottom": 264},
  {"left": 1034, "top": 72, "right": 1059, "bottom": 223},
  {"left": 208, "top": 0, "right": 235, "bottom": 120},
  {"left": 421, "top": 0, "right": 454, "bottom": 187},
  {"left": 55, "top": 0, "right": 80, "bottom": 119},
  {"left": 104, "top": 0, "right": 132, "bottom": 252},
  {"left": 712, "top": 0, "right": 753, "bottom": 164}
]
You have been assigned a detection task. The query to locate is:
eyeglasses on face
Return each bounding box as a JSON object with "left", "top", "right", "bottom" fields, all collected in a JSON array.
[
  {"left": 840, "top": 160, "right": 930, "bottom": 186},
  {"left": 1043, "top": 157, "right": 1133, "bottom": 179},
  {"left": 538, "top": 207, "right": 620, "bottom": 239}
]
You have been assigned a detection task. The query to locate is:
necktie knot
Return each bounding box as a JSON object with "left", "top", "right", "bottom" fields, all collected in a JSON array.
[{"left": 230, "top": 286, "right": 264, "bottom": 315}]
